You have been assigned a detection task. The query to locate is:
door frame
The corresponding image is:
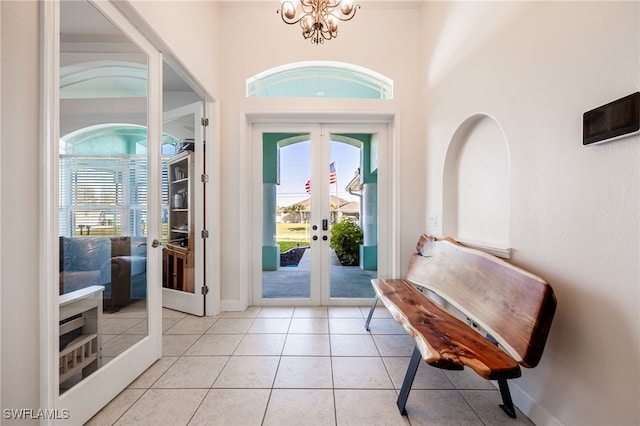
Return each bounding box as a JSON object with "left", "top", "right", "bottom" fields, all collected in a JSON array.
[
  {"left": 241, "top": 107, "right": 402, "bottom": 308},
  {"left": 39, "top": 1, "right": 163, "bottom": 423}
]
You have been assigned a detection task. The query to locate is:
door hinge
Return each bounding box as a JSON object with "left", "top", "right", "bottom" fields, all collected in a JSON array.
[
  {"left": 201, "top": 117, "right": 209, "bottom": 127},
  {"left": 201, "top": 230, "right": 209, "bottom": 238},
  {"left": 201, "top": 174, "right": 209, "bottom": 183},
  {"left": 201, "top": 285, "right": 209, "bottom": 295}
]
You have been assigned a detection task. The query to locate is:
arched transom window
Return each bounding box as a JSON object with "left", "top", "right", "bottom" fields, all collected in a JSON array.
[{"left": 246, "top": 61, "right": 393, "bottom": 99}]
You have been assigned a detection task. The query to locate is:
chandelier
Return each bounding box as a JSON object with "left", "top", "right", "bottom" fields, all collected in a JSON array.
[{"left": 278, "top": 0, "right": 360, "bottom": 45}]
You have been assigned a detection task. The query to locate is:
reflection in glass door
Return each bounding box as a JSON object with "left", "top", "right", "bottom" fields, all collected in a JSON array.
[{"left": 58, "top": 0, "right": 151, "bottom": 393}]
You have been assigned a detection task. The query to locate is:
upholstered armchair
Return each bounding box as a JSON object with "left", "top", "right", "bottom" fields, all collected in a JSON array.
[
  {"left": 108, "top": 236, "right": 147, "bottom": 310},
  {"left": 59, "top": 236, "right": 147, "bottom": 311}
]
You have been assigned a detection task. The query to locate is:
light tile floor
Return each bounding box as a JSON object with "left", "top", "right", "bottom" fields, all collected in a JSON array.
[{"left": 86, "top": 306, "right": 535, "bottom": 426}]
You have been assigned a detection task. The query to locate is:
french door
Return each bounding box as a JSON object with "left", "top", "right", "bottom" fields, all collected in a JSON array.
[
  {"left": 162, "top": 102, "right": 206, "bottom": 316},
  {"left": 42, "top": 0, "right": 162, "bottom": 423},
  {"left": 254, "top": 124, "right": 380, "bottom": 306}
]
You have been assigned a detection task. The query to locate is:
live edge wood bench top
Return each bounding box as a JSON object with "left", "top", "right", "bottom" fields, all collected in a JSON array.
[
  {"left": 373, "top": 278, "right": 521, "bottom": 380},
  {"left": 367, "top": 235, "right": 557, "bottom": 417}
]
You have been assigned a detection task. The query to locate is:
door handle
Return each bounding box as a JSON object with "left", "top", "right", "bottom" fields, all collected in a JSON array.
[
  {"left": 322, "top": 219, "right": 328, "bottom": 231},
  {"left": 151, "top": 239, "right": 162, "bottom": 248}
]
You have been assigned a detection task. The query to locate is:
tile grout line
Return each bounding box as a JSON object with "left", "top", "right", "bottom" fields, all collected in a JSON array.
[{"left": 96, "top": 306, "right": 511, "bottom": 425}]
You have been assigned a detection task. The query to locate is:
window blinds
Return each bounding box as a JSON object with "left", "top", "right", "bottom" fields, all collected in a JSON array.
[{"left": 59, "top": 155, "right": 159, "bottom": 237}]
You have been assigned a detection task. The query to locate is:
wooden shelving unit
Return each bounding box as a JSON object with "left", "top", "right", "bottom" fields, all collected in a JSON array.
[{"left": 165, "top": 151, "right": 195, "bottom": 293}]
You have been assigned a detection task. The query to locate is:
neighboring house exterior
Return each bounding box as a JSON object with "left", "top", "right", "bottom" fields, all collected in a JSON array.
[{"left": 279, "top": 195, "right": 359, "bottom": 224}]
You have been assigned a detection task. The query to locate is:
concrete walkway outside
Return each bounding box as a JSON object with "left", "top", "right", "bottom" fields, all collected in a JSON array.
[{"left": 262, "top": 248, "right": 376, "bottom": 299}]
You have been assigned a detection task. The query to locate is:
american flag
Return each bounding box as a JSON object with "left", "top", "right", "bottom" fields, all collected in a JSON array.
[
  {"left": 329, "top": 162, "right": 337, "bottom": 184},
  {"left": 304, "top": 162, "right": 337, "bottom": 193}
]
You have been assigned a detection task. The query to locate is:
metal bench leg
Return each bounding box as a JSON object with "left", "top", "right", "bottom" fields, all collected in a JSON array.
[
  {"left": 486, "top": 332, "right": 517, "bottom": 419},
  {"left": 397, "top": 344, "right": 422, "bottom": 415},
  {"left": 498, "top": 379, "right": 517, "bottom": 418},
  {"left": 364, "top": 295, "right": 378, "bottom": 331}
]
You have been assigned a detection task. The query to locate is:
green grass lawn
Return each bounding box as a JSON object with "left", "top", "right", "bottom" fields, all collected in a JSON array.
[
  {"left": 276, "top": 222, "right": 310, "bottom": 252},
  {"left": 278, "top": 241, "right": 308, "bottom": 252}
]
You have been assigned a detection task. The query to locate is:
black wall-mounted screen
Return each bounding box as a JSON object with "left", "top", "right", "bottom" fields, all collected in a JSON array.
[{"left": 583, "top": 92, "right": 640, "bottom": 146}]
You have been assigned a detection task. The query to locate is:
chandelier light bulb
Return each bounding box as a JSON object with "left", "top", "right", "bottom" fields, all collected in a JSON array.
[
  {"left": 301, "top": 15, "right": 314, "bottom": 33},
  {"left": 282, "top": 1, "right": 296, "bottom": 20},
  {"left": 340, "top": 1, "right": 353, "bottom": 16},
  {"left": 327, "top": 14, "right": 338, "bottom": 33}
]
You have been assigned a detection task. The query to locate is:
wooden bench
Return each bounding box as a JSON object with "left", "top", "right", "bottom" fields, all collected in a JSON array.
[{"left": 365, "top": 235, "right": 557, "bottom": 418}]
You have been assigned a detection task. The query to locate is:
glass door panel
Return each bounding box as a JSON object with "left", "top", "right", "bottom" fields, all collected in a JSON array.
[
  {"left": 51, "top": 1, "right": 162, "bottom": 421},
  {"left": 262, "top": 134, "right": 312, "bottom": 299},
  {"left": 325, "top": 134, "right": 377, "bottom": 302},
  {"left": 59, "top": 0, "right": 150, "bottom": 393}
]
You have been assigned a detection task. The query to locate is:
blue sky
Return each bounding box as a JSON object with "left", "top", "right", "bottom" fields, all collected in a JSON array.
[{"left": 277, "top": 140, "right": 360, "bottom": 207}]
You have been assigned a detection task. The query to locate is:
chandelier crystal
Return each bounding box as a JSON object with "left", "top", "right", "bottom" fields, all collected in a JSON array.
[{"left": 278, "top": 0, "right": 360, "bottom": 45}]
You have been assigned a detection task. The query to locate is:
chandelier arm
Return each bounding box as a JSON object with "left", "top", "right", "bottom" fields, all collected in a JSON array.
[
  {"left": 338, "top": 4, "right": 360, "bottom": 22},
  {"left": 278, "top": 8, "right": 306, "bottom": 25},
  {"left": 299, "top": 0, "right": 325, "bottom": 20},
  {"left": 299, "top": 0, "right": 317, "bottom": 12},
  {"left": 318, "top": 15, "right": 337, "bottom": 40},
  {"left": 328, "top": 4, "right": 360, "bottom": 22}
]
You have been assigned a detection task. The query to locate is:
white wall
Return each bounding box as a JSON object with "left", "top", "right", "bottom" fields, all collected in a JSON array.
[
  {"left": 216, "top": 2, "right": 426, "bottom": 308},
  {"left": 127, "top": 0, "right": 221, "bottom": 99},
  {"left": 422, "top": 2, "right": 639, "bottom": 425},
  {"left": 1, "top": 1, "right": 41, "bottom": 422}
]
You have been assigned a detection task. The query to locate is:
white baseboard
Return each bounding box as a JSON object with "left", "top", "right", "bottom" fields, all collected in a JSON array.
[
  {"left": 220, "top": 299, "right": 247, "bottom": 313},
  {"left": 507, "top": 380, "right": 565, "bottom": 426}
]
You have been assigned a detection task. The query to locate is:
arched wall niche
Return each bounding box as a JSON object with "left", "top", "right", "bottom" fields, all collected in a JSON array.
[{"left": 442, "top": 113, "right": 511, "bottom": 252}]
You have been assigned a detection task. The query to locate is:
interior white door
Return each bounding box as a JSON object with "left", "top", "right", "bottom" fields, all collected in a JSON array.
[
  {"left": 44, "top": 1, "right": 162, "bottom": 423},
  {"left": 162, "top": 102, "right": 206, "bottom": 316}
]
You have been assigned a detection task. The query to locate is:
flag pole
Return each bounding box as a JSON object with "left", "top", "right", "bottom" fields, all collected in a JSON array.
[{"left": 333, "top": 162, "right": 339, "bottom": 218}]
